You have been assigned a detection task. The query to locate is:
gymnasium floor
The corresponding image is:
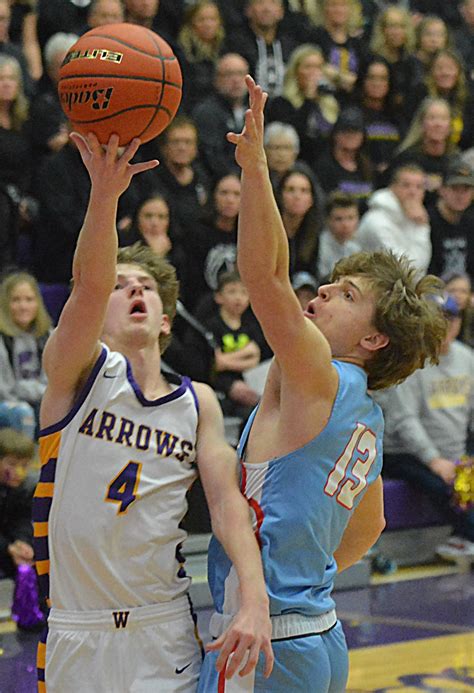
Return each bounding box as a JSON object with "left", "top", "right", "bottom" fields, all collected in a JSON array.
[{"left": 0, "top": 565, "right": 472, "bottom": 692}]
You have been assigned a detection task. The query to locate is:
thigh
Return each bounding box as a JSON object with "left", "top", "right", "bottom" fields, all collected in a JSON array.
[{"left": 44, "top": 611, "right": 202, "bottom": 693}]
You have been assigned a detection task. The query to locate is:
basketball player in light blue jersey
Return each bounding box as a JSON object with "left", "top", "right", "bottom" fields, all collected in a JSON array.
[
  {"left": 198, "top": 77, "right": 448, "bottom": 692},
  {"left": 33, "top": 133, "right": 273, "bottom": 692}
]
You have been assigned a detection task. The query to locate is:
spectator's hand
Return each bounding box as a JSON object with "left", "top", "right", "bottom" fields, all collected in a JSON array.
[
  {"left": 429, "top": 457, "right": 456, "bottom": 484},
  {"left": 143, "top": 232, "right": 172, "bottom": 257},
  {"left": 215, "top": 345, "right": 260, "bottom": 372},
  {"left": 402, "top": 199, "right": 428, "bottom": 225},
  {"left": 229, "top": 380, "right": 260, "bottom": 407},
  {"left": 206, "top": 600, "right": 273, "bottom": 679},
  {"left": 338, "top": 70, "right": 357, "bottom": 92},
  {"left": 8, "top": 540, "right": 34, "bottom": 566},
  {"left": 47, "top": 125, "right": 70, "bottom": 153}
]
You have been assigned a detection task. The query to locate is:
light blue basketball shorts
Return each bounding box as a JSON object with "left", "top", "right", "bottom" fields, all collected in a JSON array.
[{"left": 197, "top": 619, "right": 348, "bottom": 693}]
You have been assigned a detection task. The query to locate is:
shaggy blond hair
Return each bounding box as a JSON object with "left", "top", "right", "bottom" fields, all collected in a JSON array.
[{"left": 331, "top": 251, "right": 447, "bottom": 390}]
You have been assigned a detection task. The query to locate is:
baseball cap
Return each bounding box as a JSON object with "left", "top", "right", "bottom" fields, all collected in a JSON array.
[
  {"left": 333, "top": 107, "right": 366, "bottom": 134},
  {"left": 442, "top": 158, "right": 474, "bottom": 187},
  {"left": 292, "top": 271, "right": 318, "bottom": 293}
]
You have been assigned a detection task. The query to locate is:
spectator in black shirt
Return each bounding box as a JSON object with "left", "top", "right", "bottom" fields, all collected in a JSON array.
[{"left": 428, "top": 157, "right": 474, "bottom": 278}]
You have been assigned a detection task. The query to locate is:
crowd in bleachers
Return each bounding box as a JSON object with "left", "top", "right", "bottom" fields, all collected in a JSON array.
[{"left": 1, "top": 0, "right": 474, "bottom": 561}]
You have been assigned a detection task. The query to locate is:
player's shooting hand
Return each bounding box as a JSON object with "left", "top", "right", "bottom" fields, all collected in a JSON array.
[
  {"left": 69, "top": 132, "right": 159, "bottom": 197},
  {"left": 227, "top": 76, "right": 268, "bottom": 172},
  {"left": 206, "top": 601, "right": 273, "bottom": 680}
]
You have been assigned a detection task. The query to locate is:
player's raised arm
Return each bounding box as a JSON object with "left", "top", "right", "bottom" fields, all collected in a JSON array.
[
  {"left": 228, "top": 78, "right": 334, "bottom": 392},
  {"left": 41, "top": 134, "right": 158, "bottom": 420}
]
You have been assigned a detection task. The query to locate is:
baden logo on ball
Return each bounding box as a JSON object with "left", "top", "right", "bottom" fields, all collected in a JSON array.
[{"left": 58, "top": 23, "right": 183, "bottom": 146}]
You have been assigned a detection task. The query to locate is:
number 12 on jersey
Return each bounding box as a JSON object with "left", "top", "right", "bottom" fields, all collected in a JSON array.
[
  {"left": 106, "top": 461, "right": 142, "bottom": 514},
  {"left": 324, "top": 423, "right": 377, "bottom": 510}
]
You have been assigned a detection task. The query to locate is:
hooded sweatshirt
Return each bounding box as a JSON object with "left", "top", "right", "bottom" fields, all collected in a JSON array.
[{"left": 356, "top": 188, "right": 431, "bottom": 273}]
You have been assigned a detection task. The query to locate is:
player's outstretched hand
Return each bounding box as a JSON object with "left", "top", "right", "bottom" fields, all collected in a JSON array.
[
  {"left": 206, "top": 601, "right": 273, "bottom": 679},
  {"left": 69, "top": 132, "right": 159, "bottom": 198},
  {"left": 227, "top": 75, "right": 268, "bottom": 173}
]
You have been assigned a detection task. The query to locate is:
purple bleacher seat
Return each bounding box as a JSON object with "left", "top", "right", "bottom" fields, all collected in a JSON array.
[
  {"left": 39, "top": 283, "right": 70, "bottom": 325},
  {"left": 383, "top": 478, "right": 446, "bottom": 531}
]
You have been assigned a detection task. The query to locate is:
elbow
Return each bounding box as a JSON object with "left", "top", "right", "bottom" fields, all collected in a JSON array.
[{"left": 375, "top": 514, "right": 386, "bottom": 542}]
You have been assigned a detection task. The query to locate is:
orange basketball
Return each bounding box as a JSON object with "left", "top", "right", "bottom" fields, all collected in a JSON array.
[{"left": 58, "top": 23, "right": 182, "bottom": 145}]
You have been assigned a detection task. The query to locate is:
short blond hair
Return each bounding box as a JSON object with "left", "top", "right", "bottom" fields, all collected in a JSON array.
[{"left": 116, "top": 243, "right": 179, "bottom": 354}]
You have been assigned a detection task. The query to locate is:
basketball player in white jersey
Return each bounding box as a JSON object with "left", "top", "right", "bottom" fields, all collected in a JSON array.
[{"left": 32, "top": 133, "right": 273, "bottom": 692}]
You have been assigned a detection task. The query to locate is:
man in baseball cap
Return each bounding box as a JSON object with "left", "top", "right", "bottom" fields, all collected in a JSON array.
[{"left": 428, "top": 157, "right": 474, "bottom": 277}]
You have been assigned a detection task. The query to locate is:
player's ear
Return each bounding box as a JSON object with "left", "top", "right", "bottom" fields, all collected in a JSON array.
[
  {"left": 160, "top": 314, "right": 171, "bottom": 336},
  {"left": 361, "top": 332, "right": 389, "bottom": 353}
]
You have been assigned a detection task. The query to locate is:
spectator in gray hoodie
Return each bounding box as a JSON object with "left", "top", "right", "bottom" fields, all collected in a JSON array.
[{"left": 357, "top": 163, "right": 432, "bottom": 275}]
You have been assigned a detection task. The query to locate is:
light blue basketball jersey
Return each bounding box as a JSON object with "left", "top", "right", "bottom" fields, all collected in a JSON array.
[{"left": 207, "top": 360, "right": 384, "bottom": 618}]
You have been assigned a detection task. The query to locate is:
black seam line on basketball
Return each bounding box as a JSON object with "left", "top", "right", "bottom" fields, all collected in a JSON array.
[
  {"left": 59, "top": 74, "right": 181, "bottom": 88},
  {"left": 70, "top": 103, "right": 172, "bottom": 124},
  {"left": 150, "top": 33, "right": 171, "bottom": 113},
  {"left": 82, "top": 34, "right": 169, "bottom": 60},
  {"left": 148, "top": 32, "right": 167, "bottom": 130}
]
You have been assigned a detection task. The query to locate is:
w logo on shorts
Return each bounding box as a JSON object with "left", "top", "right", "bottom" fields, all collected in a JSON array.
[{"left": 112, "top": 611, "right": 130, "bottom": 628}]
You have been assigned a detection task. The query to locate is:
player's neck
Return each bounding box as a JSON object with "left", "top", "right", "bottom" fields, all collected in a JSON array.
[{"left": 126, "top": 348, "right": 172, "bottom": 399}]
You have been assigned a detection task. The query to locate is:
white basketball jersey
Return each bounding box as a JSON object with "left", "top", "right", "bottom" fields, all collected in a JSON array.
[{"left": 33, "top": 345, "right": 199, "bottom": 611}]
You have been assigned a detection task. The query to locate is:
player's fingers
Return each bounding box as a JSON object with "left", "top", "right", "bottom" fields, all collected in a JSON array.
[
  {"left": 226, "top": 132, "right": 240, "bottom": 144},
  {"left": 225, "top": 638, "right": 252, "bottom": 679},
  {"left": 122, "top": 136, "right": 142, "bottom": 163},
  {"left": 86, "top": 131, "right": 103, "bottom": 155},
  {"left": 130, "top": 160, "right": 159, "bottom": 175},
  {"left": 103, "top": 133, "right": 120, "bottom": 164},
  {"left": 214, "top": 634, "right": 238, "bottom": 672},
  {"left": 237, "top": 642, "right": 260, "bottom": 678},
  {"left": 262, "top": 641, "right": 274, "bottom": 678},
  {"left": 69, "top": 132, "right": 90, "bottom": 158}
]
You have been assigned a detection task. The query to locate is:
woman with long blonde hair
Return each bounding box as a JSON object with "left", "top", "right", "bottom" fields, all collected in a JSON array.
[
  {"left": 369, "top": 5, "right": 416, "bottom": 110},
  {"left": 0, "top": 54, "right": 31, "bottom": 272},
  {"left": 387, "top": 97, "right": 458, "bottom": 205},
  {"left": 267, "top": 44, "right": 339, "bottom": 169},
  {"left": 178, "top": 1, "right": 225, "bottom": 111},
  {"left": 0, "top": 271, "right": 52, "bottom": 438}
]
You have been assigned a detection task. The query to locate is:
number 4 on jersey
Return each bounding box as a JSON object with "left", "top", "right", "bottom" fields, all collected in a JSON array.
[
  {"left": 106, "top": 461, "right": 142, "bottom": 514},
  {"left": 324, "top": 423, "right": 377, "bottom": 510}
]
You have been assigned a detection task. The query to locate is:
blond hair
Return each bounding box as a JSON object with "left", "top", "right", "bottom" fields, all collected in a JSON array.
[
  {"left": 370, "top": 6, "right": 415, "bottom": 60},
  {"left": 116, "top": 243, "right": 179, "bottom": 354},
  {"left": 178, "top": 1, "right": 224, "bottom": 62},
  {"left": 0, "top": 272, "right": 51, "bottom": 337},
  {"left": 282, "top": 44, "right": 339, "bottom": 125},
  {"left": 331, "top": 251, "right": 447, "bottom": 390},
  {"left": 0, "top": 55, "right": 29, "bottom": 130},
  {"left": 0, "top": 427, "right": 35, "bottom": 460},
  {"left": 396, "top": 96, "right": 455, "bottom": 154}
]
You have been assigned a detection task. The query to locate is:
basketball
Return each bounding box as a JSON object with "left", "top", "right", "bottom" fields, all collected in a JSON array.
[{"left": 58, "top": 23, "right": 182, "bottom": 145}]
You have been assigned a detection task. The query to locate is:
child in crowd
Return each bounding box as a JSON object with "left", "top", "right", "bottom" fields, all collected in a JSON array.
[
  {"left": 0, "top": 272, "right": 52, "bottom": 438},
  {"left": 185, "top": 271, "right": 265, "bottom": 421},
  {"left": 208, "top": 271, "right": 265, "bottom": 420},
  {"left": 316, "top": 191, "right": 361, "bottom": 281},
  {"left": 0, "top": 427, "right": 36, "bottom": 578},
  {"left": 291, "top": 271, "right": 318, "bottom": 311}
]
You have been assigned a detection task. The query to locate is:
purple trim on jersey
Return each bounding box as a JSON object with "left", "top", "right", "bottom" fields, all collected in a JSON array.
[
  {"left": 186, "top": 377, "right": 200, "bottom": 415},
  {"left": 126, "top": 358, "right": 188, "bottom": 407},
  {"left": 39, "top": 347, "right": 108, "bottom": 437}
]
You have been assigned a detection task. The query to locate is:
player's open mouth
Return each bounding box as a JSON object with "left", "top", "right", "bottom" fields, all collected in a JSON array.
[{"left": 130, "top": 300, "right": 147, "bottom": 315}]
